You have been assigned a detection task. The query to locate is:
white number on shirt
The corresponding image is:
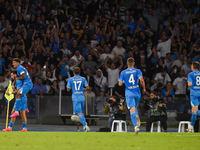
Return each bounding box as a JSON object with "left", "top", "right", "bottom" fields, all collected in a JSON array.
[
  {"left": 196, "top": 76, "right": 200, "bottom": 85},
  {"left": 73, "top": 81, "right": 82, "bottom": 90},
  {"left": 129, "top": 74, "right": 135, "bottom": 85}
]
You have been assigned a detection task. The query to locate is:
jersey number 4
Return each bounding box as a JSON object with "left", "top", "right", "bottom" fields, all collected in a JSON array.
[
  {"left": 129, "top": 74, "right": 135, "bottom": 85},
  {"left": 73, "top": 81, "right": 82, "bottom": 90}
]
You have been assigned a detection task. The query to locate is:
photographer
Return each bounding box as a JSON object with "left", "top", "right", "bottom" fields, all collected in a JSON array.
[
  {"left": 143, "top": 91, "right": 167, "bottom": 132},
  {"left": 104, "top": 96, "right": 128, "bottom": 128}
]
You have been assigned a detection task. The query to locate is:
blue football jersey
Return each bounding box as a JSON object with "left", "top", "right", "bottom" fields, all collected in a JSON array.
[
  {"left": 15, "top": 80, "right": 23, "bottom": 89},
  {"left": 188, "top": 70, "right": 200, "bottom": 96},
  {"left": 118, "top": 67, "right": 143, "bottom": 97},
  {"left": 67, "top": 75, "right": 88, "bottom": 101},
  {"left": 17, "top": 65, "right": 32, "bottom": 84}
]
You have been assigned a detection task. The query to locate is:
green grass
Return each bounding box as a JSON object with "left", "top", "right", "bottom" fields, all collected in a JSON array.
[{"left": 0, "top": 132, "right": 199, "bottom": 150}]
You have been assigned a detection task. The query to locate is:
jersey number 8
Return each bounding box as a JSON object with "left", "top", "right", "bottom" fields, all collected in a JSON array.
[{"left": 196, "top": 76, "right": 200, "bottom": 85}]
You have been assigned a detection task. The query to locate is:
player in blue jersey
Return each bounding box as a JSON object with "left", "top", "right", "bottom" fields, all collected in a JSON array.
[
  {"left": 67, "top": 67, "right": 90, "bottom": 132},
  {"left": 118, "top": 57, "right": 146, "bottom": 135},
  {"left": 10, "top": 58, "right": 33, "bottom": 131},
  {"left": 2, "top": 71, "right": 28, "bottom": 132},
  {"left": 187, "top": 61, "right": 200, "bottom": 132}
]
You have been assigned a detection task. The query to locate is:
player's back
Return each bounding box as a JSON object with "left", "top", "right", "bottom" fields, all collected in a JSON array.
[
  {"left": 17, "top": 65, "right": 32, "bottom": 84},
  {"left": 188, "top": 70, "right": 200, "bottom": 96},
  {"left": 120, "top": 67, "right": 142, "bottom": 96},
  {"left": 68, "top": 75, "right": 88, "bottom": 101}
]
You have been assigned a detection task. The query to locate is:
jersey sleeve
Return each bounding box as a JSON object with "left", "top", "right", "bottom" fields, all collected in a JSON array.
[
  {"left": 137, "top": 69, "right": 143, "bottom": 79},
  {"left": 187, "top": 73, "right": 192, "bottom": 83},
  {"left": 66, "top": 78, "right": 72, "bottom": 89},
  {"left": 118, "top": 71, "right": 124, "bottom": 82},
  {"left": 84, "top": 78, "right": 89, "bottom": 87},
  {"left": 17, "top": 66, "right": 25, "bottom": 76}
]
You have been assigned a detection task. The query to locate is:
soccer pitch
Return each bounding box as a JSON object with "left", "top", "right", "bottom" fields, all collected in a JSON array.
[{"left": 0, "top": 132, "right": 199, "bottom": 150}]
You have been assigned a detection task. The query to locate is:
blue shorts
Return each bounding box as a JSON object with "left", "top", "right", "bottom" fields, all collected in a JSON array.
[
  {"left": 73, "top": 100, "right": 85, "bottom": 114},
  {"left": 13, "top": 96, "right": 27, "bottom": 111},
  {"left": 18, "top": 82, "right": 33, "bottom": 96},
  {"left": 190, "top": 95, "right": 200, "bottom": 107},
  {"left": 126, "top": 95, "right": 141, "bottom": 109}
]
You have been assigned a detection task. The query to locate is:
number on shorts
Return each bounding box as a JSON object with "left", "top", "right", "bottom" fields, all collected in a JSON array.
[{"left": 129, "top": 74, "right": 135, "bottom": 85}]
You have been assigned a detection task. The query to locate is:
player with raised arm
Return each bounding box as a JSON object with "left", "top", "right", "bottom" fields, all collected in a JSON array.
[
  {"left": 10, "top": 58, "right": 33, "bottom": 131},
  {"left": 67, "top": 67, "right": 90, "bottom": 132},
  {"left": 2, "top": 71, "right": 28, "bottom": 131},
  {"left": 187, "top": 61, "right": 200, "bottom": 132},
  {"left": 118, "top": 57, "right": 146, "bottom": 135}
]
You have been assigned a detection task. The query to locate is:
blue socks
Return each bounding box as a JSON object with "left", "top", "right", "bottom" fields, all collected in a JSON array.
[
  {"left": 22, "top": 122, "right": 27, "bottom": 129},
  {"left": 79, "top": 114, "right": 87, "bottom": 126},
  {"left": 130, "top": 112, "right": 137, "bottom": 127},
  {"left": 135, "top": 108, "right": 138, "bottom": 116},
  {"left": 191, "top": 114, "right": 197, "bottom": 126},
  {"left": 9, "top": 121, "right": 14, "bottom": 128},
  {"left": 195, "top": 110, "right": 200, "bottom": 116}
]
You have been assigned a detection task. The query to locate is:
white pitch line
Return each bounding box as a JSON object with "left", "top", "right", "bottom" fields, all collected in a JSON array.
[{"left": 176, "top": 135, "right": 200, "bottom": 136}]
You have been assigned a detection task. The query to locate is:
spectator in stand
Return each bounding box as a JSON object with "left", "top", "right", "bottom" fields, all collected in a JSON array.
[
  {"left": 173, "top": 70, "right": 187, "bottom": 96},
  {"left": 157, "top": 27, "right": 174, "bottom": 58},
  {"left": 48, "top": 80, "right": 59, "bottom": 95},
  {"left": 151, "top": 69, "right": 171, "bottom": 91},
  {"left": 60, "top": 42, "right": 72, "bottom": 58},
  {"left": 84, "top": 54, "right": 98, "bottom": 74},
  {"left": 104, "top": 55, "right": 123, "bottom": 91},
  {"left": 69, "top": 50, "right": 85, "bottom": 72},
  {"left": 94, "top": 69, "right": 108, "bottom": 96},
  {"left": 171, "top": 54, "right": 185, "bottom": 69},
  {"left": 0, "top": 53, "right": 6, "bottom": 74},
  {"left": 0, "top": 75, "right": 8, "bottom": 114},
  {"left": 31, "top": 78, "right": 47, "bottom": 95},
  {"left": 181, "top": 57, "right": 192, "bottom": 75},
  {"left": 161, "top": 82, "right": 175, "bottom": 99},
  {"left": 112, "top": 40, "right": 125, "bottom": 58},
  {"left": 99, "top": 46, "right": 114, "bottom": 65},
  {"left": 83, "top": 67, "right": 95, "bottom": 91},
  {"left": 166, "top": 95, "right": 179, "bottom": 112}
]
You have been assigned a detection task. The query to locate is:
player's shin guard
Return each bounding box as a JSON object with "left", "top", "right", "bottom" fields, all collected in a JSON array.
[
  {"left": 130, "top": 112, "right": 137, "bottom": 127},
  {"left": 191, "top": 114, "right": 197, "bottom": 126},
  {"left": 195, "top": 110, "right": 200, "bottom": 116},
  {"left": 78, "top": 114, "right": 87, "bottom": 126}
]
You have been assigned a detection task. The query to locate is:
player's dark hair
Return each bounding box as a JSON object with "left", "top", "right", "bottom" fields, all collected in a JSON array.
[
  {"left": 11, "top": 70, "right": 17, "bottom": 75},
  {"left": 192, "top": 61, "right": 200, "bottom": 70},
  {"left": 12, "top": 58, "right": 20, "bottom": 63},
  {"left": 74, "top": 67, "right": 80, "bottom": 75},
  {"left": 127, "top": 57, "right": 135, "bottom": 66}
]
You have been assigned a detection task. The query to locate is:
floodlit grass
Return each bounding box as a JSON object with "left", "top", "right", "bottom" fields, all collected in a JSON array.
[{"left": 0, "top": 132, "right": 199, "bottom": 150}]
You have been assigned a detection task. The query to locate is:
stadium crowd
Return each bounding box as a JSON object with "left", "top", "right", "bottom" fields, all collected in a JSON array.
[{"left": 0, "top": 0, "right": 199, "bottom": 115}]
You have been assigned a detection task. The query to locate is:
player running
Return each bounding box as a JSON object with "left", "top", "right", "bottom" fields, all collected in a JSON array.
[
  {"left": 187, "top": 61, "right": 200, "bottom": 132},
  {"left": 2, "top": 71, "right": 28, "bottom": 132},
  {"left": 67, "top": 67, "right": 90, "bottom": 132},
  {"left": 118, "top": 57, "right": 146, "bottom": 135}
]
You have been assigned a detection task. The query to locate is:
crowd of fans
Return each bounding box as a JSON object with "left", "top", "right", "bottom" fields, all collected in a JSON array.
[{"left": 0, "top": 0, "right": 199, "bottom": 115}]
